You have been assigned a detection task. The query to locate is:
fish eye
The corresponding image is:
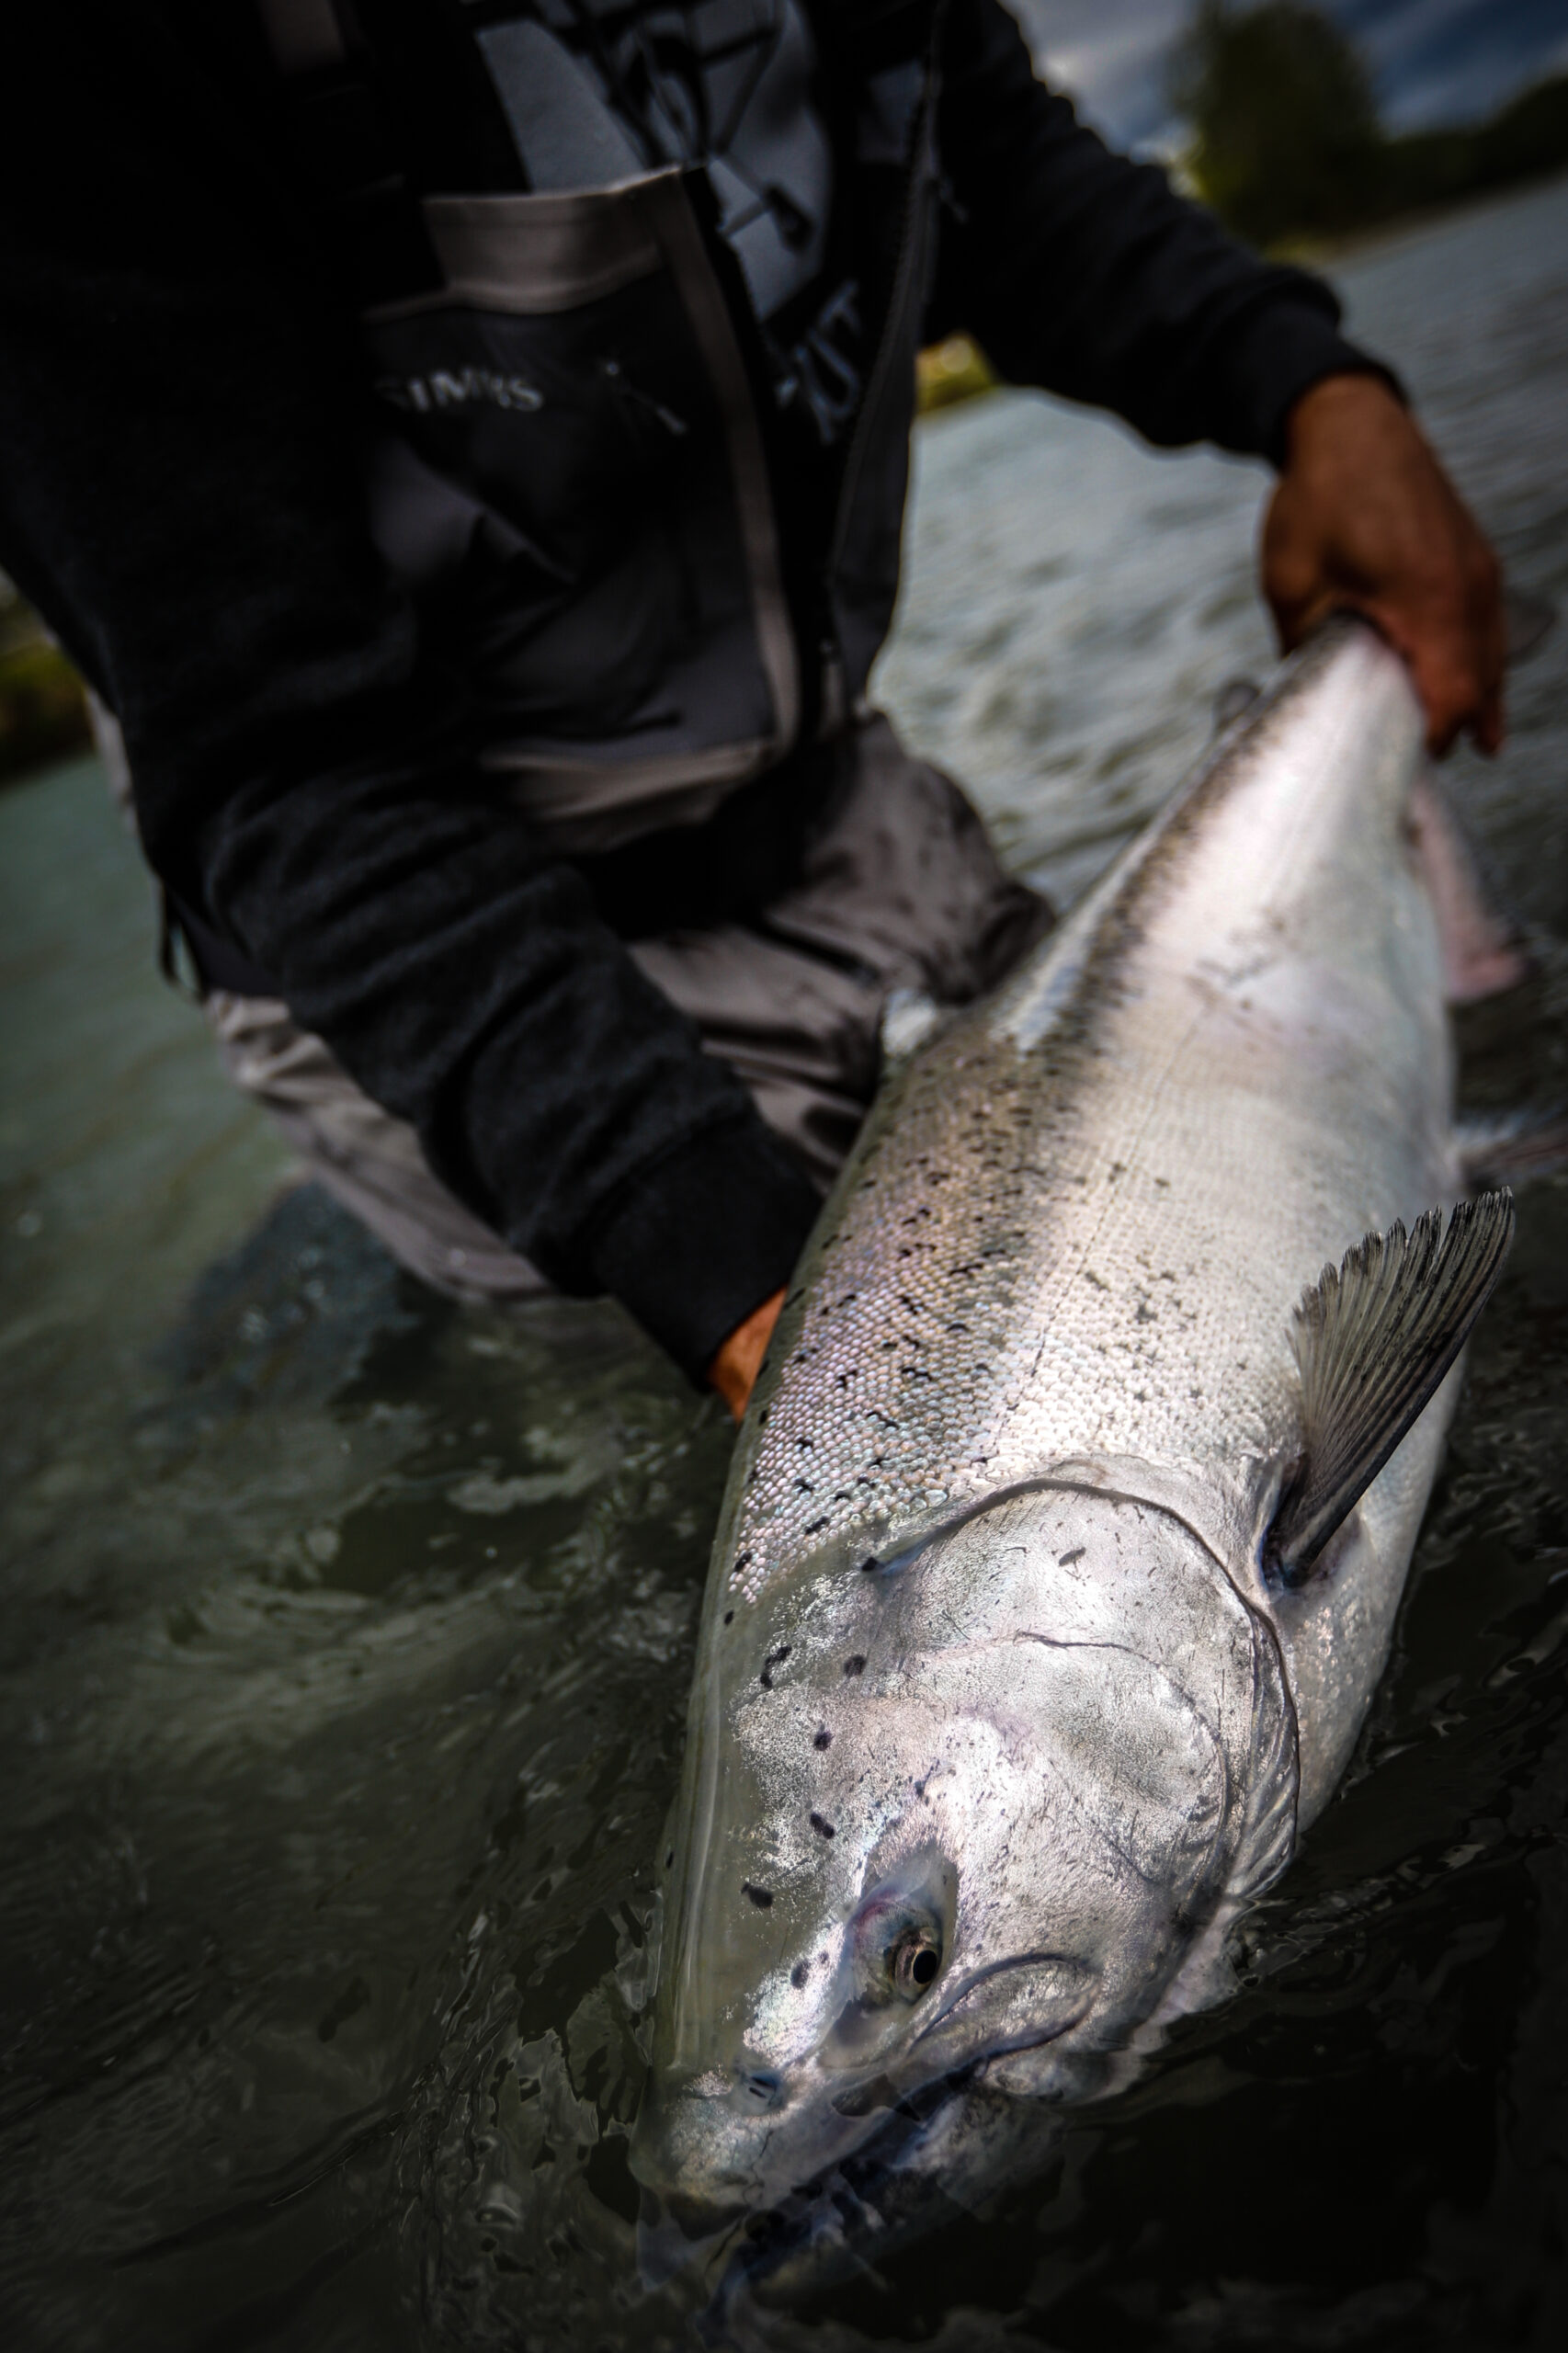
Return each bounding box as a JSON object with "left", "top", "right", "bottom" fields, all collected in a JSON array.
[
  {"left": 852, "top": 1898, "right": 945, "bottom": 2006},
  {"left": 890, "top": 1927, "right": 942, "bottom": 1999}
]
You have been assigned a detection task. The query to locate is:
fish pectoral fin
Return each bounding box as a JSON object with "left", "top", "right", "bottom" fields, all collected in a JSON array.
[{"left": 1268, "top": 1191, "right": 1516, "bottom": 1586}]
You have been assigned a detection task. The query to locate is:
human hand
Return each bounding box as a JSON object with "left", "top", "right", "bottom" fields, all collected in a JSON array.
[
  {"left": 1262, "top": 372, "right": 1505, "bottom": 755},
  {"left": 708, "top": 1287, "right": 786, "bottom": 1422}
]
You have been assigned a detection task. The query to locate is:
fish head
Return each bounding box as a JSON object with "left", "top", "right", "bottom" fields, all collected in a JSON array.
[{"left": 631, "top": 1484, "right": 1294, "bottom": 2227}]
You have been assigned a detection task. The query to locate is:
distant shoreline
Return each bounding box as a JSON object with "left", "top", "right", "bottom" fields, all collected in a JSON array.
[
  {"left": 1270, "top": 156, "right": 1568, "bottom": 267},
  {"left": 915, "top": 165, "right": 1568, "bottom": 426}
]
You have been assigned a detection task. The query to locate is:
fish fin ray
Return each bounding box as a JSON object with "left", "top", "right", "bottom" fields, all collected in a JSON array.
[{"left": 1269, "top": 1191, "right": 1515, "bottom": 1584}]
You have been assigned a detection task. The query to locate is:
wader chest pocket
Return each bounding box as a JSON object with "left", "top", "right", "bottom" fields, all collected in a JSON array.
[{"left": 361, "top": 171, "right": 797, "bottom": 830}]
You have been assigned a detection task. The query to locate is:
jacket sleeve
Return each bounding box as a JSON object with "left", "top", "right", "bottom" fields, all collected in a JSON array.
[
  {"left": 0, "top": 1, "right": 819, "bottom": 1381},
  {"left": 930, "top": 0, "right": 1386, "bottom": 463}
]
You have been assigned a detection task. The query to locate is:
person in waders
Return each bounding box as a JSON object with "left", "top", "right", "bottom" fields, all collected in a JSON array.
[{"left": 0, "top": 3, "right": 1505, "bottom": 1415}]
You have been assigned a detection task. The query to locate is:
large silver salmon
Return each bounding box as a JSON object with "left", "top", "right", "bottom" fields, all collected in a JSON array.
[{"left": 631, "top": 618, "right": 1513, "bottom": 2234}]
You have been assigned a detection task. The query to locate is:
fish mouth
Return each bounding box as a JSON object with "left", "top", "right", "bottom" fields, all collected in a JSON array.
[
  {"left": 821, "top": 1956, "right": 1096, "bottom": 2121},
  {"left": 633, "top": 1952, "right": 1097, "bottom": 2205},
  {"left": 915, "top": 1949, "right": 1093, "bottom": 2040},
  {"left": 632, "top": 1959, "right": 1096, "bottom": 2292},
  {"left": 909, "top": 1949, "right": 1096, "bottom": 2067}
]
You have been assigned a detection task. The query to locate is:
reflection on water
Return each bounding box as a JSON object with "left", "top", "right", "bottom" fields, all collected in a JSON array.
[{"left": 3, "top": 176, "right": 1567, "bottom": 2351}]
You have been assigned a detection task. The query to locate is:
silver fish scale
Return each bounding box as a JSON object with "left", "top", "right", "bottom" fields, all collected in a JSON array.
[{"left": 723, "top": 621, "right": 1442, "bottom": 1609}]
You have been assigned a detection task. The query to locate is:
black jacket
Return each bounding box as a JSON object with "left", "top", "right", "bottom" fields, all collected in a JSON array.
[{"left": 0, "top": 0, "right": 1376, "bottom": 1378}]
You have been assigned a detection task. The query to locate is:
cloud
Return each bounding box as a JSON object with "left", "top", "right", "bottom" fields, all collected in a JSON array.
[
  {"left": 1006, "top": 1, "right": 1188, "bottom": 144},
  {"left": 1004, "top": 0, "right": 1568, "bottom": 150},
  {"left": 1344, "top": 0, "right": 1568, "bottom": 129}
]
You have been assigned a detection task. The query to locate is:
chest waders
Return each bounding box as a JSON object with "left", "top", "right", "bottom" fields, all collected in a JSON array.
[
  {"left": 175, "top": 2, "right": 1048, "bottom": 1306},
  {"left": 257, "top": 0, "right": 942, "bottom": 843}
]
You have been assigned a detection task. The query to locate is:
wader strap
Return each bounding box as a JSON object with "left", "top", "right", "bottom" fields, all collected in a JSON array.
[
  {"left": 252, "top": 3, "right": 525, "bottom": 276},
  {"left": 251, "top": 1, "right": 522, "bottom": 304}
]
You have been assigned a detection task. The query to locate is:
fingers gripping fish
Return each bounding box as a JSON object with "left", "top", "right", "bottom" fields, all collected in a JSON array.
[{"left": 631, "top": 618, "right": 1515, "bottom": 2243}]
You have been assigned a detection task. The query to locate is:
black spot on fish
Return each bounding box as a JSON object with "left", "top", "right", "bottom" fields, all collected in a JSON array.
[
  {"left": 844, "top": 1654, "right": 866, "bottom": 1678},
  {"left": 797, "top": 1436, "right": 813, "bottom": 1451},
  {"left": 791, "top": 1961, "right": 811, "bottom": 1988},
  {"left": 804, "top": 1516, "right": 828, "bottom": 1534},
  {"left": 814, "top": 1729, "right": 833, "bottom": 1750},
  {"left": 665, "top": 1848, "right": 675, "bottom": 1868},
  {"left": 859, "top": 1556, "right": 880, "bottom": 1574},
  {"left": 734, "top": 1552, "right": 752, "bottom": 1574},
  {"left": 744, "top": 1883, "right": 773, "bottom": 1908},
  {"left": 761, "top": 1645, "right": 791, "bottom": 1689},
  {"left": 1059, "top": 1547, "right": 1085, "bottom": 1565},
  {"left": 724, "top": 1609, "right": 734, "bottom": 1624},
  {"left": 794, "top": 1477, "right": 813, "bottom": 1493},
  {"left": 809, "top": 1812, "right": 835, "bottom": 1838}
]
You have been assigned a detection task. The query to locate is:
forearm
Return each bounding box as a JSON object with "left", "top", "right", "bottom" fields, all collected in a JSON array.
[
  {"left": 198, "top": 743, "right": 817, "bottom": 1358},
  {"left": 1264, "top": 373, "right": 1505, "bottom": 754}
]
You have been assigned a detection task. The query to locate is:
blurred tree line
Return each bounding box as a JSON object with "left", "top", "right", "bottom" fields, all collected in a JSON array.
[
  {"left": 0, "top": 576, "right": 90, "bottom": 784},
  {"left": 1172, "top": 0, "right": 1568, "bottom": 249}
]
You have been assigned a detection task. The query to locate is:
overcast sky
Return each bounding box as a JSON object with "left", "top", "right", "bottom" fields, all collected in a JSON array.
[{"left": 1007, "top": 0, "right": 1568, "bottom": 151}]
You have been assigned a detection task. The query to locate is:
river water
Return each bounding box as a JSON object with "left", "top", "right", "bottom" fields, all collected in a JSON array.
[{"left": 3, "top": 174, "right": 1567, "bottom": 2353}]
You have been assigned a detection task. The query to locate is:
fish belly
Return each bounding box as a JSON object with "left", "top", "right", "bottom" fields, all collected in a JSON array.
[{"left": 716, "top": 620, "right": 1447, "bottom": 1794}]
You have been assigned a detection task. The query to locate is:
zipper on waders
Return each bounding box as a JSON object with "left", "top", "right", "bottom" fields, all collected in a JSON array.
[{"left": 820, "top": 0, "right": 947, "bottom": 723}]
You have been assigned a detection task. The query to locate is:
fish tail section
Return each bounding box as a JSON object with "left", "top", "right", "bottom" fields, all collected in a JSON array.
[{"left": 1407, "top": 769, "right": 1533, "bottom": 1005}]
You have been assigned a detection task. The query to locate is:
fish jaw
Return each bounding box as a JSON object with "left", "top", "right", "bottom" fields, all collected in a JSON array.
[{"left": 631, "top": 1482, "right": 1298, "bottom": 2215}]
